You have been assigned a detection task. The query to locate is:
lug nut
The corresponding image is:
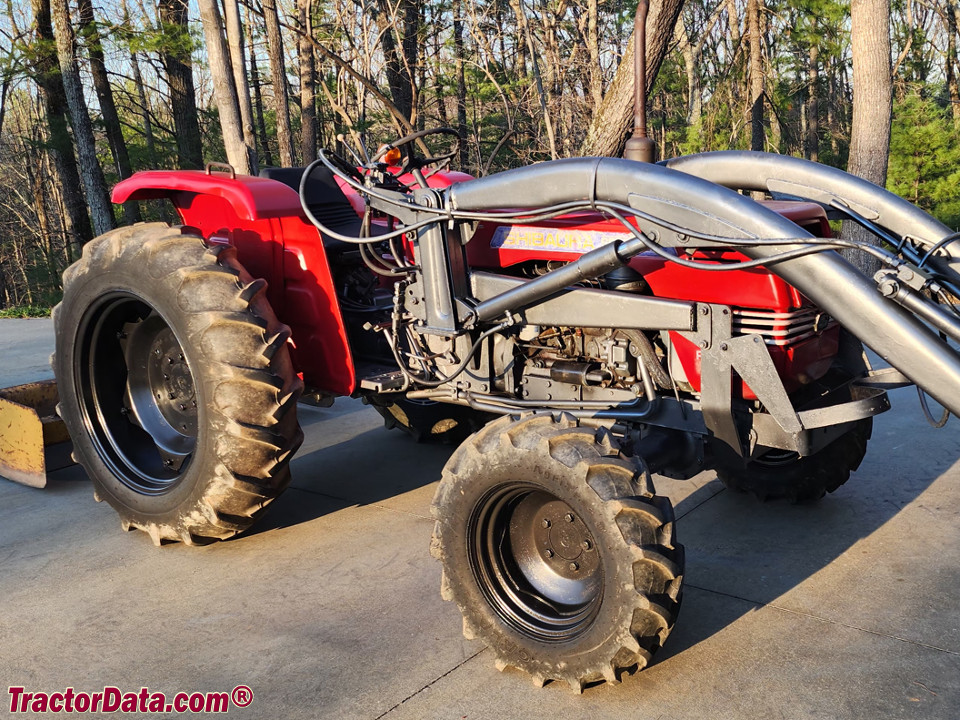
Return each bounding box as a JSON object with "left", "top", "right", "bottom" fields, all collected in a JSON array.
[
  {"left": 544, "top": 549, "right": 554, "bottom": 558},
  {"left": 582, "top": 540, "right": 592, "bottom": 551},
  {"left": 569, "top": 562, "right": 579, "bottom": 571},
  {"left": 541, "top": 519, "right": 551, "bottom": 528},
  {"left": 565, "top": 513, "right": 575, "bottom": 523}
]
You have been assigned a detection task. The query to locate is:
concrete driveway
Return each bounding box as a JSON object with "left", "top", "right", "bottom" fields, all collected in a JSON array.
[{"left": 1, "top": 318, "right": 958, "bottom": 718}]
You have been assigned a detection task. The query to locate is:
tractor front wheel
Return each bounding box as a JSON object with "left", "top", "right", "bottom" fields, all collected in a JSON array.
[
  {"left": 431, "top": 413, "right": 683, "bottom": 690},
  {"left": 54, "top": 224, "right": 303, "bottom": 545}
]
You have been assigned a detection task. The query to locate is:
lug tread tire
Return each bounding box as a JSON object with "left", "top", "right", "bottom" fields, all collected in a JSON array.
[
  {"left": 54, "top": 223, "right": 303, "bottom": 545},
  {"left": 431, "top": 412, "right": 683, "bottom": 691},
  {"left": 716, "top": 418, "right": 872, "bottom": 502}
]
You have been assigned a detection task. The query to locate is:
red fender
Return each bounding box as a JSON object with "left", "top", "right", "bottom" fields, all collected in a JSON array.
[{"left": 113, "top": 170, "right": 356, "bottom": 396}]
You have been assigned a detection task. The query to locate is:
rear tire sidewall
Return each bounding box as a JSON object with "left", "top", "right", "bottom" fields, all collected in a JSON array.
[{"left": 56, "top": 269, "right": 221, "bottom": 522}]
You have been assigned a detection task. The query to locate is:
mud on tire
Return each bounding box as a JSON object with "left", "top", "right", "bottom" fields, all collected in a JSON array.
[
  {"left": 430, "top": 413, "right": 684, "bottom": 691},
  {"left": 53, "top": 223, "right": 303, "bottom": 545}
]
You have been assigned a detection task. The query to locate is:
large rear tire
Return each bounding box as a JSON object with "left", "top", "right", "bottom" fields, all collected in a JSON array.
[
  {"left": 54, "top": 224, "right": 303, "bottom": 545},
  {"left": 431, "top": 413, "right": 683, "bottom": 691}
]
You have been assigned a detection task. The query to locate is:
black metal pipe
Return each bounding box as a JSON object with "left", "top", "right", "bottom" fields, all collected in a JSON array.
[
  {"left": 623, "top": 0, "right": 655, "bottom": 163},
  {"left": 879, "top": 279, "right": 960, "bottom": 344},
  {"left": 472, "top": 238, "right": 645, "bottom": 323}
]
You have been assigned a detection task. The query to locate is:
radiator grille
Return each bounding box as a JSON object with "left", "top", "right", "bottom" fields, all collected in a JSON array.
[{"left": 732, "top": 307, "right": 833, "bottom": 346}]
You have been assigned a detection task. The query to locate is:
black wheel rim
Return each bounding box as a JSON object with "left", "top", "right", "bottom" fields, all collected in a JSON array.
[
  {"left": 74, "top": 291, "right": 197, "bottom": 494},
  {"left": 468, "top": 483, "right": 603, "bottom": 642}
]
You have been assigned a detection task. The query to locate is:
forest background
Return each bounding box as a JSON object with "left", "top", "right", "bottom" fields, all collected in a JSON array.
[{"left": 0, "top": 0, "right": 955, "bottom": 313}]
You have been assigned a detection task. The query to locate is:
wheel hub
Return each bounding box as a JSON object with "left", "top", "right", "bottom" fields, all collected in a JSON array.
[
  {"left": 75, "top": 292, "right": 198, "bottom": 494},
  {"left": 122, "top": 315, "right": 197, "bottom": 467},
  {"left": 142, "top": 328, "right": 197, "bottom": 438},
  {"left": 531, "top": 501, "right": 599, "bottom": 572},
  {"left": 469, "top": 483, "right": 604, "bottom": 642}
]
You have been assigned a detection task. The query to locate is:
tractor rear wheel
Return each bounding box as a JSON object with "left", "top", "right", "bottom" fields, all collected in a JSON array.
[
  {"left": 53, "top": 223, "right": 303, "bottom": 545},
  {"left": 715, "top": 418, "right": 872, "bottom": 502},
  {"left": 431, "top": 413, "right": 683, "bottom": 690}
]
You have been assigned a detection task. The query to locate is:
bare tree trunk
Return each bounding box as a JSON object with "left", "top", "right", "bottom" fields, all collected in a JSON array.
[
  {"left": 248, "top": 23, "right": 274, "bottom": 167},
  {"left": 262, "top": 0, "right": 294, "bottom": 166},
  {"left": 77, "top": 0, "right": 140, "bottom": 223},
  {"left": 454, "top": 0, "right": 468, "bottom": 168},
  {"left": 948, "top": 1, "right": 960, "bottom": 124},
  {"left": 676, "top": 3, "right": 725, "bottom": 128},
  {"left": 298, "top": 0, "right": 317, "bottom": 163},
  {"left": 747, "top": 0, "right": 764, "bottom": 151},
  {"left": 223, "top": 0, "right": 258, "bottom": 174},
  {"left": 676, "top": 21, "right": 700, "bottom": 126},
  {"left": 844, "top": 0, "right": 892, "bottom": 275},
  {"left": 128, "top": 44, "right": 156, "bottom": 164},
  {"left": 30, "top": 0, "right": 92, "bottom": 252},
  {"left": 431, "top": 17, "right": 449, "bottom": 125},
  {"left": 509, "top": 0, "right": 558, "bottom": 158},
  {"left": 0, "top": 72, "right": 9, "bottom": 137},
  {"left": 402, "top": 0, "right": 421, "bottom": 126},
  {"left": 727, "top": 0, "right": 741, "bottom": 47},
  {"left": 197, "top": 0, "right": 252, "bottom": 174},
  {"left": 50, "top": 0, "right": 114, "bottom": 236},
  {"left": 158, "top": 0, "right": 203, "bottom": 169},
  {"left": 586, "top": 0, "right": 603, "bottom": 109},
  {"left": 579, "top": 0, "right": 684, "bottom": 157},
  {"left": 375, "top": 0, "right": 419, "bottom": 124},
  {"left": 827, "top": 60, "right": 839, "bottom": 157},
  {"left": 805, "top": 42, "right": 819, "bottom": 161}
]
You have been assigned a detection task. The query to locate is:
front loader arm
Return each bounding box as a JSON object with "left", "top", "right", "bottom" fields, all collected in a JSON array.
[{"left": 445, "top": 157, "right": 960, "bottom": 417}]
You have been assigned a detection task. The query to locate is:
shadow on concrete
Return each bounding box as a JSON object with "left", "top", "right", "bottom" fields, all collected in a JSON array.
[
  {"left": 238, "top": 419, "right": 456, "bottom": 538},
  {"left": 223, "top": 389, "right": 953, "bottom": 672},
  {"left": 652, "top": 405, "right": 954, "bottom": 666}
]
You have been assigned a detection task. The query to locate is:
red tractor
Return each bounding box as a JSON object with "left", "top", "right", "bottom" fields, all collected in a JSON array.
[{"left": 52, "top": 129, "right": 960, "bottom": 690}]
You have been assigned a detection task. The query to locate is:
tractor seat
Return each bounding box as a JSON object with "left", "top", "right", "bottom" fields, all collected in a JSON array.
[{"left": 259, "top": 166, "right": 362, "bottom": 253}]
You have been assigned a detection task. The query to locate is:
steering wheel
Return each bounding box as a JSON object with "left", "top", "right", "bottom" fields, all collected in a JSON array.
[{"left": 371, "top": 127, "right": 460, "bottom": 172}]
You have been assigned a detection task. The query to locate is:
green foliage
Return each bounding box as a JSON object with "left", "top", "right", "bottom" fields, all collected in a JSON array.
[
  {"left": 887, "top": 92, "right": 960, "bottom": 228},
  {"left": 0, "top": 305, "right": 54, "bottom": 319}
]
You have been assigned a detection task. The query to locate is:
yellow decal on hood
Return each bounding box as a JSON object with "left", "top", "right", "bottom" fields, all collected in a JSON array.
[{"left": 491, "top": 225, "right": 632, "bottom": 254}]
